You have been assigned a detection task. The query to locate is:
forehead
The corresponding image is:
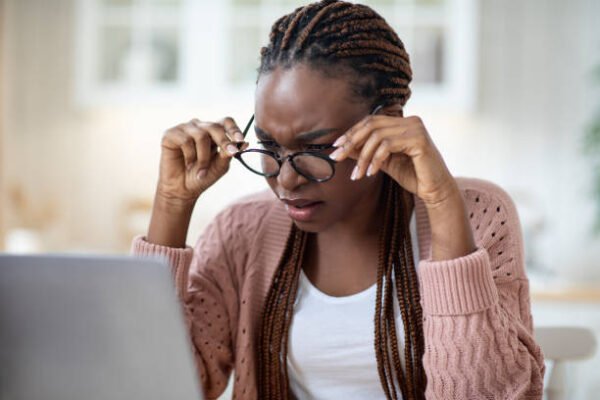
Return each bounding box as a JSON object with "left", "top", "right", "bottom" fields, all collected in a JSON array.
[{"left": 254, "top": 65, "right": 366, "bottom": 140}]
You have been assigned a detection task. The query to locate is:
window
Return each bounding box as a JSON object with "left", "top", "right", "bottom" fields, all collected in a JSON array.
[
  {"left": 226, "top": 0, "right": 479, "bottom": 111},
  {"left": 75, "top": 0, "right": 186, "bottom": 105},
  {"left": 75, "top": 0, "right": 478, "bottom": 110}
]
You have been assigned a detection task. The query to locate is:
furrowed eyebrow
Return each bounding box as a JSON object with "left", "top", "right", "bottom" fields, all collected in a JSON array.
[
  {"left": 254, "top": 125, "right": 339, "bottom": 143},
  {"left": 297, "top": 128, "right": 339, "bottom": 142},
  {"left": 254, "top": 126, "right": 273, "bottom": 141}
]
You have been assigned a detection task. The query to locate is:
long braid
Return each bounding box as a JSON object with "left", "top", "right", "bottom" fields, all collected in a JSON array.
[
  {"left": 257, "top": 1, "right": 424, "bottom": 398},
  {"left": 384, "top": 178, "right": 402, "bottom": 398},
  {"left": 258, "top": 224, "right": 308, "bottom": 398},
  {"left": 384, "top": 180, "right": 409, "bottom": 396},
  {"left": 375, "top": 176, "right": 396, "bottom": 399},
  {"left": 402, "top": 188, "right": 426, "bottom": 392}
]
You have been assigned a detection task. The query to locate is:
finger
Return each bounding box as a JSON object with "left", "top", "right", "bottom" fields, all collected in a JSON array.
[
  {"left": 180, "top": 122, "right": 212, "bottom": 171},
  {"left": 346, "top": 116, "right": 399, "bottom": 151},
  {"left": 191, "top": 119, "right": 244, "bottom": 179},
  {"left": 220, "top": 116, "right": 245, "bottom": 142},
  {"left": 354, "top": 126, "right": 405, "bottom": 179},
  {"left": 330, "top": 116, "right": 398, "bottom": 162},
  {"left": 366, "top": 140, "right": 393, "bottom": 178},
  {"left": 193, "top": 120, "right": 239, "bottom": 158},
  {"left": 368, "top": 136, "right": 416, "bottom": 177},
  {"left": 169, "top": 127, "right": 198, "bottom": 169},
  {"left": 195, "top": 132, "right": 213, "bottom": 170}
]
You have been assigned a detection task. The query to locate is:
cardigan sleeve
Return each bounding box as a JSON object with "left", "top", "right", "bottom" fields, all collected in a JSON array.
[
  {"left": 131, "top": 203, "right": 254, "bottom": 400},
  {"left": 417, "top": 179, "right": 545, "bottom": 399}
]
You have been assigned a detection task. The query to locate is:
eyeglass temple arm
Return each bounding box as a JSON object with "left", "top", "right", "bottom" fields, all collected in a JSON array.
[
  {"left": 370, "top": 104, "right": 385, "bottom": 115},
  {"left": 241, "top": 115, "right": 254, "bottom": 140}
]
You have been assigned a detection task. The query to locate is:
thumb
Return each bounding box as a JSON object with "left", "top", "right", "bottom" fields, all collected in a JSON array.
[
  {"left": 210, "top": 141, "right": 248, "bottom": 177},
  {"left": 212, "top": 151, "right": 234, "bottom": 176}
]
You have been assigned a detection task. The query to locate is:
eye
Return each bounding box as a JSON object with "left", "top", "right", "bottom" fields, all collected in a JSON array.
[
  {"left": 305, "top": 144, "right": 333, "bottom": 152},
  {"left": 258, "top": 140, "right": 279, "bottom": 149}
]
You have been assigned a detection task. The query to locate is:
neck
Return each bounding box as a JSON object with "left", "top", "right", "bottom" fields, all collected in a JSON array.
[
  {"left": 312, "top": 177, "right": 416, "bottom": 263},
  {"left": 302, "top": 177, "right": 417, "bottom": 296}
]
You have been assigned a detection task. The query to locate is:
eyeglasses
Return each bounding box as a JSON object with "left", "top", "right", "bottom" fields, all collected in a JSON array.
[{"left": 233, "top": 104, "right": 385, "bottom": 183}]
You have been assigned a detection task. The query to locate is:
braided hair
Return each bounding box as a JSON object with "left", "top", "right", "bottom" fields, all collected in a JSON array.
[{"left": 256, "top": 1, "right": 425, "bottom": 399}]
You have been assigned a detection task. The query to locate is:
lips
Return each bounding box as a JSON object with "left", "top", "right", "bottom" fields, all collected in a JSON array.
[
  {"left": 281, "top": 198, "right": 322, "bottom": 208},
  {"left": 280, "top": 197, "right": 324, "bottom": 222}
]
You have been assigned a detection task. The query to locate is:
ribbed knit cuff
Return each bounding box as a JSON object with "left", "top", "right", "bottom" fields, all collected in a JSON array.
[
  {"left": 419, "top": 248, "right": 498, "bottom": 316},
  {"left": 130, "top": 235, "right": 194, "bottom": 299}
]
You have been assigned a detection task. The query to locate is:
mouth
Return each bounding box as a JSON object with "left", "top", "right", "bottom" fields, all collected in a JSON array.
[
  {"left": 281, "top": 198, "right": 323, "bottom": 208},
  {"left": 280, "top": 198, "right": 324, "bottom": 221}
]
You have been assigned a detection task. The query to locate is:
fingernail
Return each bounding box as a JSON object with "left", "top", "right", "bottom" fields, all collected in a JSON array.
[
  {"left": 234, "top": 131, "right": 244, "bottom": 142},
  {"left": 366, "top": 164, "right": 373, "bottom": 177},
  {"left": 329, "top": 147, "right": 344, "bottom": 160},
  {"left": 333, "top": 135, "right": 347, "bottom": 147},
  {"left": 351, "top": 166, "right": 359, "bottom": 181},
  {"left": 197, "top": 169, "right": 207, "bottom": 179},
  {"left": 226, "top": 144, "right": 238, "bottom": 155}
]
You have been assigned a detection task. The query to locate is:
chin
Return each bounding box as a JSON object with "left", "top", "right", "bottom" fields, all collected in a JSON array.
[{"left": 291, "top": 219, "right": 326, "bottom": 234}]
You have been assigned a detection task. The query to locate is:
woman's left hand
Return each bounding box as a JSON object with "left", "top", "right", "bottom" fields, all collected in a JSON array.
[{"left": 329, "top": 114, "right": 458, "bottom": 207}]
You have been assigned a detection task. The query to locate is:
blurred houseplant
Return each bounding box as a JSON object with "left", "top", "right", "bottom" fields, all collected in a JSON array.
[{"left": 583, "top": 63, "right": 600, "bottom": 235}]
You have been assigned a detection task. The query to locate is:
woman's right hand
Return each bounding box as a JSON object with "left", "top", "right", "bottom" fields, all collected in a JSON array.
[
  {"left": 156, "top": 117, "right": 248, "bottom": 205},
  {"left": 147, "top": 117, "right": 248, "bottom": 247}
]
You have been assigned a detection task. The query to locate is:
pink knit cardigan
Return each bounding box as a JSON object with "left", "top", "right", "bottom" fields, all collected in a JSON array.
[{"left": 131, "top": 177, "right": 545, "bottom": 399}]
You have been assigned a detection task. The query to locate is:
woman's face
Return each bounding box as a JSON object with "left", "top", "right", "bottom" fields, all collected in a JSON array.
[{"left": 254, "top": 64, "right": 384, "bottom": 233}]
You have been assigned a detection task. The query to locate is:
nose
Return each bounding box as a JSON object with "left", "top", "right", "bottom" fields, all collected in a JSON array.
[{"left": 277, "top": 157, "right": 307, "bottom": 191}]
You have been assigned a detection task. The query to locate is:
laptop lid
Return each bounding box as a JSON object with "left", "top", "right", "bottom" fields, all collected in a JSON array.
[{"left": 0, "top": 254, "right": 204, "bottom": 400}]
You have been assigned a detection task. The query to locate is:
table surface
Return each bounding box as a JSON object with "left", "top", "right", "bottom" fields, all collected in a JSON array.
[{"left": 531, "top": 285, "right": 600, "bottom": 302}]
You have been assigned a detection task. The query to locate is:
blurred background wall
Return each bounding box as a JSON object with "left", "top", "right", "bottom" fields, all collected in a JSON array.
[
  {"left": 1, "top": 0, "right": 599, "bottom": 397},
  {"left": 1, "top": 0, "right": 600, "bottom": 280},
  {"left": 1, "top": 0, "right": 598, "bottom": 273}
]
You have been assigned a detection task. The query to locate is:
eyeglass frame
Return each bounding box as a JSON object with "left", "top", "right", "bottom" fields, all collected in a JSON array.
[{"left": 232, "top": 103, "right": 386, "bottom": 183}]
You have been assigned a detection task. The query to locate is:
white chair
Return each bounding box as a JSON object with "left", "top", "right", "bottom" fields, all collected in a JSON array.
[{"left": 535, "top": 326, "right": 597, "bottom": 400}]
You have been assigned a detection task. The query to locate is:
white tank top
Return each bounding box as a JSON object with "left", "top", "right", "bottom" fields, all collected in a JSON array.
[{"left": 287, "top": 211, "right": 419, "bottom": 399}]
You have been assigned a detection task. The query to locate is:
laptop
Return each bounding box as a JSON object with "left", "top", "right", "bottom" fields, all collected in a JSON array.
[{"left": 0, "top": 254, "right": 204, "bottom": 400}]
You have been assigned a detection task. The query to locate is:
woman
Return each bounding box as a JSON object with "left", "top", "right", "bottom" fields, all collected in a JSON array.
[{"left": 133, "top": 1, "right": 545, "bottom": 399}]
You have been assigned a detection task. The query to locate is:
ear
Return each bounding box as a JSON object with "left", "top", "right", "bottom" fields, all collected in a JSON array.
[{"left": 381, "top": 102, "right": 404, "bottom": 117}]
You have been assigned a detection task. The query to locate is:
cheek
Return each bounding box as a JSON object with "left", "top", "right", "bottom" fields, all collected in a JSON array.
[
  {"left": 332, "top": 159, "right": 354, "bottom": 179},
  {"left": 321, "top": 160, "right": 360, "bottom": 198},
  {"left": 323, "top": 159, "right": 381, "bottom": 203},
  {"left": 265, "top": 176, "right": 278, "bottom": 194}
]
